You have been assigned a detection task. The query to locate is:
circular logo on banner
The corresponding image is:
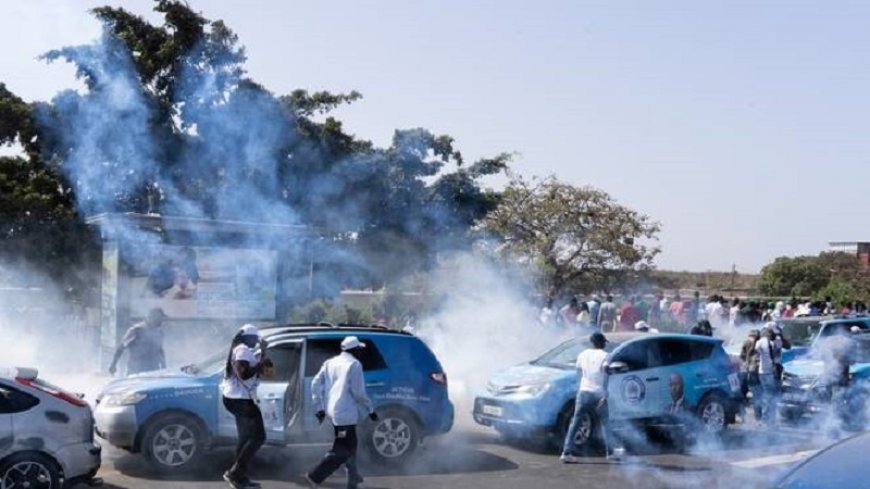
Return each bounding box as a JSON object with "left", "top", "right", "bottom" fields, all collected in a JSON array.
[{"left": 621, "top": 375, "right": 646, "bottom": 405}]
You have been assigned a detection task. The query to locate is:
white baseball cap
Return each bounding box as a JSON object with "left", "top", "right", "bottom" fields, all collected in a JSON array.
[
  {"left": 239, "top": 324, "right": 259, "bottom": 337},
  {"left": 341, "top": 336, "right": 365, "bottom": 351},
  {"left": 634, "top": 321, "right": 651, "bottom": 331}
]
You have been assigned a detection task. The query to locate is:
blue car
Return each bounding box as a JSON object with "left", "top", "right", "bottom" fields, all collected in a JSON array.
[
  {"left": 780, "top": 331, "right": 870, "bottom": 425},
  {"left": 774, "top": 430, "right": 870, "bottom": 489},
  {"left": 473, "top": 333, "right": 741, "bottom": 451},
  {"left": 94, "top": 325, "right": 453, "bottom": 471}
]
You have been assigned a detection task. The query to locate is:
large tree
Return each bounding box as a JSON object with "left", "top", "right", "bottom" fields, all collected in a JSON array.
[
  {"left": 0, "top": 1, "right": 506, "bottom": 293},
  {"left": 481, "top": 174, "right": 660, "bottom": 298},
  {"left": 758, "top": 252, "right": 870, "bottom": 301}
]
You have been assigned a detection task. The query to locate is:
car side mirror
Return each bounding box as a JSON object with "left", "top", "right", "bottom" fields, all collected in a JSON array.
[{"left": 607, "top": 361, "right": 629, "bottom": 374}]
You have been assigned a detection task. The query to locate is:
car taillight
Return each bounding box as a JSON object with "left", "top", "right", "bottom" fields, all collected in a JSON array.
[
  {"left": 430, "top": 372, "right": 447, "bottom": 385},
  {"left": 16, "top": 378, "right": 88, "bottom": 408}
]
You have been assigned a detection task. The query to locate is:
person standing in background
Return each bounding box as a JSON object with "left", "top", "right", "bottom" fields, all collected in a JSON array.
[
  {"left": 576, "top": 302, "right": 592, "bottom": 330},
  {"left": 109, "top": 307, "right": 167, "bottom": 376},
  {"left": 618, "top": 298, "right": 640, "bottom": 332},
  {"left": 587, "top": 295, "right": 602, "bottom": 330},
  {"left": 598, "top": 295, "right": 617, "bottom": 332},
  {"left": 754, "top": 327, "right": 781, "bottom": 427},
  {"left": 739, "top": 329, "right": 761, "bottom": 422},
  {"left": 559, "top": 297, "right": 582, "bottom": 326}
]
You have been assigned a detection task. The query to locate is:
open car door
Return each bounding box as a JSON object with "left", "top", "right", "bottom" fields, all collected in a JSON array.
[{"left": 256, "top": 340, "right": 303, "bottom": 444}]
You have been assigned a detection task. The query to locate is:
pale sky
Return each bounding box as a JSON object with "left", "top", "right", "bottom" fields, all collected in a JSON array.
[{"left": 3, "top": 1, "right": 870, "bottom": 272}]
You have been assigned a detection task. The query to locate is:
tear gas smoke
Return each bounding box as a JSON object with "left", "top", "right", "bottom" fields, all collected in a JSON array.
[{"left": 415, "top": 253, "right": 572, "bottom": 421}]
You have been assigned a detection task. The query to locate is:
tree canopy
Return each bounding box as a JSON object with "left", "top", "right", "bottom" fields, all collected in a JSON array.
[
  {"left": 0, "top": 1, "right": 506, "bottom": 293},
  {"left": 481, "top": 173, "right": 660, "bottom": 298},
  {"left": 758, "top": 252, "right": 870, "bottom": 302}
]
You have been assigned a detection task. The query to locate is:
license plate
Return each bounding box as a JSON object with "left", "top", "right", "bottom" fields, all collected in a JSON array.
[
  {"left": 728, "top": 373, "right": 740, "bottom": 392},
  {"left": 482, "top": 405, "right": 503, "bottom": 417}
]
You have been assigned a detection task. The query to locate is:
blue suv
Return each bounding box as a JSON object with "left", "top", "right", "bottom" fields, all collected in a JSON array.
[
  {"left": 474, "top": 333, "right": 740, "bottom": 451},
  {"left": 94, "top": 325, "right": 453, "bottom": 471}
]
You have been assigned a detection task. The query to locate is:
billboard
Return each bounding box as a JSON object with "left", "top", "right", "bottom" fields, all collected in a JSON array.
[{"left": 129, "top": 245, "right": 278, "bottom": 320}]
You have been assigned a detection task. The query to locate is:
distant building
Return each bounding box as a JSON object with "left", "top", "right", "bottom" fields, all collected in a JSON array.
[{"left": 828, "top": 241, "right": 870, "bottom": 267}]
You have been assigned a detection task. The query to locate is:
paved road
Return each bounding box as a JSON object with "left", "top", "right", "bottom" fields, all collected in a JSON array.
[{"left": 76, "top": 420, "right": 829, "bottom": 489}]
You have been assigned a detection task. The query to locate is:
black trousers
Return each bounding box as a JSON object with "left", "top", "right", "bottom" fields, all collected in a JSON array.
[
  {"left": 308, "top": 425, "right": 362, "bottom": 487},
  {"left": 222, "top": 397, "right": 266, "bottom": 478}
]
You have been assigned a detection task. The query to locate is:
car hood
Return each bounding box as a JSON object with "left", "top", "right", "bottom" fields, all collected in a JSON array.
[
  {"left": 785, "top": 359, "right": 870, "bottom": 378},
  {"left": 784, "top": 359, "right": 825, "bottom": 377},
  {"left": 488, "top": 363, "right": 571, "bottom": 389},
  {"left": 100, "top": 369, "right": 215, "bottom": 395}
]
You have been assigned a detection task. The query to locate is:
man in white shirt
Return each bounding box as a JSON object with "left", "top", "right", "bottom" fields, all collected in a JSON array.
[
  {"left": 561, "top": 332, "right": 612, "bottom": 463},
  {"left": 754, "top": 327, "right": 781, "bottom": 427},
  {"left": 306, "top": 336, "right": 378, "bottom": 489},
  {"left": 221, "top": 324, "right": 273, "bottom": 489}
]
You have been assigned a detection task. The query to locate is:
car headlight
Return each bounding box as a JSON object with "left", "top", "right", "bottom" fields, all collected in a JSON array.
[
  {"left": 516, "top": 383, "right": 551, "bottom": 397},
  {"left": 103, "top": 392, "right": 148, "bottom": 406}
]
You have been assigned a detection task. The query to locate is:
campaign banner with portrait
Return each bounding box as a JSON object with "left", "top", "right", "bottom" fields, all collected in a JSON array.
[{"left": 129, "top": 245, "right": 278, "bottom": 320}]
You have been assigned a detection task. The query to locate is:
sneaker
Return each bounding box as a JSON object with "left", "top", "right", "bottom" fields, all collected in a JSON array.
[
  {"left": 222, "top": 471, "right": 245, "bottom": 489},
  {"left": 304, "top": 474, "right": 319, "bottom": 488},
  {"left": 560, "top": 454, "right": 579, "bottom": 464}
]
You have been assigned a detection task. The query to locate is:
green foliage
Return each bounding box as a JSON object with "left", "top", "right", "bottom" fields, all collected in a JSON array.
[
  {"left": 758, "top": 256, "right": 830, "bottom": 297},
  {"left": 482, "top": 173, "right": 660, "bottom": 298},
  {"left": 759, "top": 252, "right": 870, "bottom": 304},
  {"left": 814, "top": 278, "right": 857, "bottom": 306}
]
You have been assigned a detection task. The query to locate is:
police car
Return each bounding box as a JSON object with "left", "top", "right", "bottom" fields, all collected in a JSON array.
[
  {"left": 474, "top": 333, "right": 740, "bottom": 452},
  {"left": 94, "top": 324, "right": 453, "bottom": 472},
  {"left": 0, "top": 367, "right": 101, "bottom": 488}
]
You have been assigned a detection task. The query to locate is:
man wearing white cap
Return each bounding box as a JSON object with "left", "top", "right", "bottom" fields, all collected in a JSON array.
[
  {"left": 306, "top": 336, "right": 377, "bottom": 489},
  {"left": 221, "top": 324, "right": 273, "bottom": 489}
]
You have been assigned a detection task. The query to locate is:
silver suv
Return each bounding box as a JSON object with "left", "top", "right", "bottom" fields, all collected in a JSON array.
[{"left": 0, "top": 367, "right": 101, "bottom": 488}]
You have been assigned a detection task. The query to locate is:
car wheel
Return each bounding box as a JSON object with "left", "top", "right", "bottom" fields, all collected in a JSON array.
[
  {"left": 0, "top": 452, "right": 62, "bottom": 489},
  {"left": 142, "top": 414, "right": 205, "bottom": 472},
  {"left": 555, "top": 403, "right": 595, "bottom": 453},
  {"left": 696, "top": 393, "right": 728, "bottom": 434},
  {"left": 364, "top": 408, "right": 420, "bottom": 464}
]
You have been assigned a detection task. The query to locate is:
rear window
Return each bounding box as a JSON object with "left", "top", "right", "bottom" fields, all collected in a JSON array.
[
  {"left": 304, "top": 338, "right": 388, "bottom": 376},
  {"left": 0, "top": 384, "right": 39, "bottom": 414}
]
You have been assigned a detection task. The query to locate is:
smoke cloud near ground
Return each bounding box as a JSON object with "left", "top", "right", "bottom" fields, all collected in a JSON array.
[{"left": 415, "top": 253, "right": 571, "bottom": 420}]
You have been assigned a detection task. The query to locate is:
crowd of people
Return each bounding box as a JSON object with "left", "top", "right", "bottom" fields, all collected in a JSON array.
[{"left": 539, "top": 292, "right": 862, "bottom": 333}]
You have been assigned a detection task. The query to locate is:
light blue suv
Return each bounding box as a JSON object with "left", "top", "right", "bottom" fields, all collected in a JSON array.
[
  {"left": 94, "top": 325, "right": 453, "bottom": 472},
  {"left": 474, "top": 333, "right": 741, "bottom": 451}
]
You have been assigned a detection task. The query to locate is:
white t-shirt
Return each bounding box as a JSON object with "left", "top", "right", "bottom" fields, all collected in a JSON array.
[
  {"left": 576, "top": 348, "right": 608, "bottom": 393},
  {"left": 754, "top": 337, "right": 779, "bottom": 375},
  {"left": 221, "top": 344, "right": 261, "bottom": 400}
]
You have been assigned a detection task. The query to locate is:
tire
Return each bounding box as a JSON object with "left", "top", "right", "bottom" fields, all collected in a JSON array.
[
  {"left": 363, "top": 407, "right": 421, "bottom": 464},
  {"left": 555, "top": 403, "right": 596, "bottom": 454},
  {"left": 0, "top": 452, "right": 62, "bottom": 489},
  {"left": 696, "top": 393, "right": 728, "bottom": 435},
  {"left": 141, "top": 413, "right": 206, "bottom": 473}
]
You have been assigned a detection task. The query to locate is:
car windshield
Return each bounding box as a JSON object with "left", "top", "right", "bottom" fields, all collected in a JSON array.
[
  {"left": 778, "top": 320, "right": 822, "bottom": 347},
  {"left": 531, "top": 337, "right": 620, "bottom": 369},
  {"left": 531, "top": 338, "right": 590, "bottom": 368}
]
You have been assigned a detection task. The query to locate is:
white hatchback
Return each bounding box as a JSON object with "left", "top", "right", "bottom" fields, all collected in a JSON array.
[{"left": 0, "top": 367, "right": 101, "bottom": 488}]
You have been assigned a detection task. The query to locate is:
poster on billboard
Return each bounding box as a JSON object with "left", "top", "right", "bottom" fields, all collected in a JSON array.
[{"left": 129, "top": 245, "right": 278, "bottom": 320}]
